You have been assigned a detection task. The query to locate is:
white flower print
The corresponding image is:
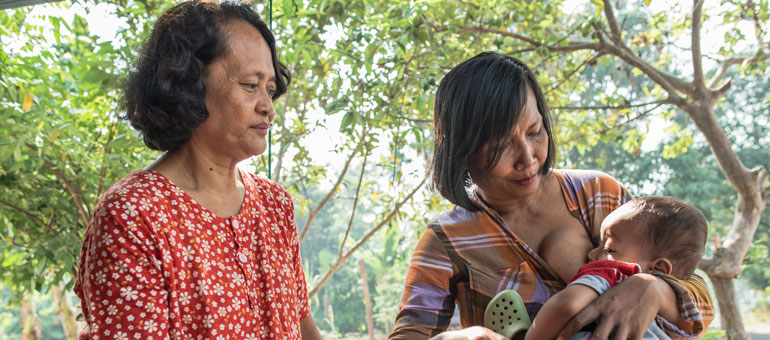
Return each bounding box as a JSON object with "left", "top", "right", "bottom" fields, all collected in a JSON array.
[
  {"left": 144, "top": 320, "right": 158, "bottom": 332},
  {"left": 120, "top": 286, "right": 138, "bottom": 301},
  {"left": 78, "top": 172, "right": 312, "bottom": 339},
  {"left": 179, "top": 292, "right": 190, "bottom": 305}
]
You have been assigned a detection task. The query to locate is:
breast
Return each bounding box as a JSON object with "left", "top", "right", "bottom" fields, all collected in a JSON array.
[{"left": 538, "top": 220, "right": 593, "bottom": 283}]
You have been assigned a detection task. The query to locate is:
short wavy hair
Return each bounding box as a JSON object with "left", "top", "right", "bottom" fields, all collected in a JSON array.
[
  {"left": 431, "top": 52, "right": 556, "bottom": 211},
  {"left": 124, "top": 1, "right": 291, "bottom": 151}
]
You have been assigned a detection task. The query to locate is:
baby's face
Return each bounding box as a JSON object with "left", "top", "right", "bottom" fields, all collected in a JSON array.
[{"left": 588, "top": 204, "right": 655, "bottom": 271}]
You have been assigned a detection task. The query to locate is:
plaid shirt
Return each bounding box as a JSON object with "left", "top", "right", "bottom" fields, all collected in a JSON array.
[{"left": 389, "top": 169, "right": 713, "bottom": 339}]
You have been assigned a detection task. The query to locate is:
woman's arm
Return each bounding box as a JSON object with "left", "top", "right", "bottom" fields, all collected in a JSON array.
[
  {"left": 301, "top": 315, "right": 323, "bottom": 340},
  {"left": 389, "top": 228, "right": 458, "bottom": 339},
  {"left": 555, "top": 273, "right": 713, "bottom": 340},
  {"left": 75, "top": 205, "right": 169, "bottom": 338}
]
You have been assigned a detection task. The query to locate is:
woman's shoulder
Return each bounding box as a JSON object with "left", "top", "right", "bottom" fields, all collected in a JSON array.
[
  {"left": 552, "top": 169, "right": 628, "bottom": 195},
  {"left": 100, "top": 170, "right": 170, "bottom": 202},
  {"left": 242, "top": 171, "right": 293, "bottom": 208},
  {"left": 95, "top": 169, "right": 177, "bottom": 217},
  {"left": 433, "top": 205, "right": 480, "bottom": 228},
  {"left": 553, "top": 168, "right": 618, "bottom": 184}
]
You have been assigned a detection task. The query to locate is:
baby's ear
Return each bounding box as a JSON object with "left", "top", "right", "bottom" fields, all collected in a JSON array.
[{"left": 650, "top": 258, "right": 673, "bottom": 275}]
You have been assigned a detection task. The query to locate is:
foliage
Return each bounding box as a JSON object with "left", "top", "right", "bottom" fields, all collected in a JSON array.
[
  {"left": 0, "top": 2, "right": 159, "bottom": 299},
  {"left": 700, "top": 328, "right": 727, "bottom": 340},
  {"left": 1, "top": 0, "right": 769, "bottom": 337},
  {"left": 0, "top": 286, "right": 68, "bottom": 340}
]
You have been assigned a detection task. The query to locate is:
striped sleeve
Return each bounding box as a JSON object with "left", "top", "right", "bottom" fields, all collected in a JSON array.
[
  {"left": 556, "top": 169, "right": 633, "bottom": 245},
  {"left": 654, "top": 273, "right": 714, "bottom": 339},
  {"left": 389, "top": 227, "right": 457, "bottom": 340}
]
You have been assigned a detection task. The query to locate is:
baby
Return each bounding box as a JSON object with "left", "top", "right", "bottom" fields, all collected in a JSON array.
[{"left": 525, "top": 196, "right": 708, "bottom": 340}]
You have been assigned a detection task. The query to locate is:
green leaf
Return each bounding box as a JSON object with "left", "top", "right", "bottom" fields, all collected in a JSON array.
[
  {"left": 339, "top": 111, "right": 354, "bottom": 131},
  {"left": 325, "top": 98, "right": 349, "bottom": 115}
]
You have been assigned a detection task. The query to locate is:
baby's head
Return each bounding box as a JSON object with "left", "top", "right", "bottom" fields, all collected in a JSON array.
[{"left": 588, "top": 196, "right": 708, "bottom": 279}]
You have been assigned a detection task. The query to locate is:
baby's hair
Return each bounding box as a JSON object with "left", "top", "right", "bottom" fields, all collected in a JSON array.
[{"left": 628, "top": 196, "right": 708, "bottom": 278}]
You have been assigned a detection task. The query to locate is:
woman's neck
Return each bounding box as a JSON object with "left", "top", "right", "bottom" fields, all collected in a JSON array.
[
  {"left": 477, "top": 173, "right": 556, "bottom": 220},
  {"left": 148, "top": 142, "right": 243, "bottom": 194}
]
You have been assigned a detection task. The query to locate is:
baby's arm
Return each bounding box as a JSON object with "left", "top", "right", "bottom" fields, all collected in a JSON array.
[{"left": 524, "top": 284, "right": 599, "bottom": 340}]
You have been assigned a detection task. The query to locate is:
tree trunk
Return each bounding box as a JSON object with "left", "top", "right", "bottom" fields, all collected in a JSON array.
[
  {"left": 51, "top": 284, "right": 81, "bottom": 340},
  {"left": 686, "top": 101, "right": 768, "bottom": 340},
  {"left": 360, "top": 260, "right": 375, "bottom": 340},
  {"left": 20, "top": 293, "right": 41, "bottom": 340},
  {"left": 709, "top": 277, "right": 749, "bottom": 340},
  {"left": 324, "top": 290, "right": 336, "bottom": 333}
]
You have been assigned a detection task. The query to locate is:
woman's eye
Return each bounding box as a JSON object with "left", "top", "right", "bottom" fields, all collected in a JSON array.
[
  {"left": 529, "top": 128, "right": 542, "bottom": 136},
  {"left": 242, "top": 83, "right": 259, "bottom": 91},
  {"left": 604, "top": 248, "right": 615, "bottom": 254}
]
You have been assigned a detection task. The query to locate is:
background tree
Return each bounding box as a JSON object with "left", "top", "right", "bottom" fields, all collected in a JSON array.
[{"left": 1, "top": 0, "right": 768, "bottom": 338}]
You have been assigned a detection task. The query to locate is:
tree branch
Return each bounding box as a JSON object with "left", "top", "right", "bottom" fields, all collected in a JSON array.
[
  {"left": 457, "top": 26, "right": 602, "bottom": 53},
  {"left": 545, "top": 52, "right": 604, "bottom": 94},
  {"left": 50, "top": 167, "right": 89, "bottom": 227},
  {"left": 589, "top": 7, "right": 694, "bottom": 101},
  {"left": 24, "top": 142, "right": 90, "bottom": 227},
  {"left": 96, "top": 121, "right": 117, "bottom": 201},
  {"left": 602, "top": 0, "right": 622, "bottom": 41},
  {"left": 0, "top": 199, "right": 66, "bottom": 253},
  {"left": 308, "top": 174, "right": 428, "bottom": 298},
  {"left": 759, "top": 168, "right": 770, "bottom": 202},
  {"left": 299, "top": 137, "right": 366, "bottom": 242},
  {"left": 551, "top": 99, "right": 670, "bottom": 111},
  {"left": 272, "top": 89, "right": 294, "bottom": 184},
  {"left": 707, "top": 54, "right": 770, "bottom": 89},
  {"left": 337, "top": 148, "right": 368, "bottom": 260},
  {"left": 692, "top": 0, "right": 706, "bottom": 89},
  {"left": 561, "top": 102, "right": 667, "bottom": 145},
  {"left": 686, "top": 103, "right": 757, "bottom": 202},
  {"left": 0, "top": 198, "right": 47, "bottom": 229}
]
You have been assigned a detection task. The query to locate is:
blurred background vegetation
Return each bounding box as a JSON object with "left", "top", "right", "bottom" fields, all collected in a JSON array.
[{"left": 1, "top": 0, "right": 768, "bottom": 339}]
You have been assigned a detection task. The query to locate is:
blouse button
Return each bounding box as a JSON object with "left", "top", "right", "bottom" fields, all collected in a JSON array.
[
  {"left": 238, "top": 253, "right": 248, "bottom": 262},
  {"left": 232, "top": 220, "right": 240, "bottom": 228}
]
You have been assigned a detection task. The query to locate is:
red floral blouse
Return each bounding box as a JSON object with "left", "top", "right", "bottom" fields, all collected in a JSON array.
[{"left": 75, "top": 169, "right": 310, "bottom": 339}]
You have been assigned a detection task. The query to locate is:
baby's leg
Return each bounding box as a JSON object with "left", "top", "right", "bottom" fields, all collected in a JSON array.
[{"left": 525, "top": 284, "right": 599, "bottom": 340}]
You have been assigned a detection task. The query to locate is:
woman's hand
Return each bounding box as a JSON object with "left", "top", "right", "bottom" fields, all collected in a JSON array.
[
  {"left": 556, "top": 273, "right": 676, "bottom": 340},
  {"left": 429, "top": 326, "right": 508, "bottom": 340}
]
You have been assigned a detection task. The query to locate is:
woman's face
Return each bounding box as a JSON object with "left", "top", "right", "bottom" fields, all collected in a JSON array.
[
  {"left": 468, "top": 86, "right": 549, "bottom": 204},
  {"left": 192, "top": 20, "right": 276, "bottom": 161}
]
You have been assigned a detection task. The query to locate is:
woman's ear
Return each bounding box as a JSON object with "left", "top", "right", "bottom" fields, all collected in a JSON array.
[{"left": 650, "top": 258, "right": 673, "bottom": 275}]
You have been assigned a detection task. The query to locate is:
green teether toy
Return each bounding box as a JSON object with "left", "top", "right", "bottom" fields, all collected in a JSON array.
[{"left": 484, "top": 290, "right": 531, "bottom": 340}]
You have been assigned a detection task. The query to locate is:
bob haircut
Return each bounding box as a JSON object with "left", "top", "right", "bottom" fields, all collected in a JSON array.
[
  {"left": 124, "top": 0, "right": 291, "bottom": 152},
  {"left": 431, "top": 52, "right": 555, "bottom": 211}
]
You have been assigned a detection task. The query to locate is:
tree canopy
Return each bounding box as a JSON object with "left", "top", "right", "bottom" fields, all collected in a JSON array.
[{"left": 1, "top": 0, "right": 768, "bottom": 339}]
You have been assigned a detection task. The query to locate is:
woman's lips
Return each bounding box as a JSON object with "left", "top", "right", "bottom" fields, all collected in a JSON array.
[
  {"left": 253, "top": 122, "right": 270, "bottom": 135},
  {"left": 513, "top": 174, "right": 537, "bottom": 186}
]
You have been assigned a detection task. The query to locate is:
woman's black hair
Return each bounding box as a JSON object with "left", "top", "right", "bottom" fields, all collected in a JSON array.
[
  {"left": 430, "top": 52, "right": 555, "bottom": 211},
  {"left": 123, "top": 0, "right": 291, "bottom": 152}
]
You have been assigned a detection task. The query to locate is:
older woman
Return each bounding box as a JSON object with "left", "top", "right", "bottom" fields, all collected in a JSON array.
[
  {"left": 74, "top": 2, "right": 321, "bottom": 339},
  {"left": 389, "top": 52, "right": 713, "bottom": 340}
]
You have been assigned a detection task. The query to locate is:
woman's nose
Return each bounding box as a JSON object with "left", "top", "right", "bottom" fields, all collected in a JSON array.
[
  {"left": 513, "top": 141, "right": 535, "bottom": 170},
  {"left": 257, "top": 94, "right": 275, "bottom": 122}
]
